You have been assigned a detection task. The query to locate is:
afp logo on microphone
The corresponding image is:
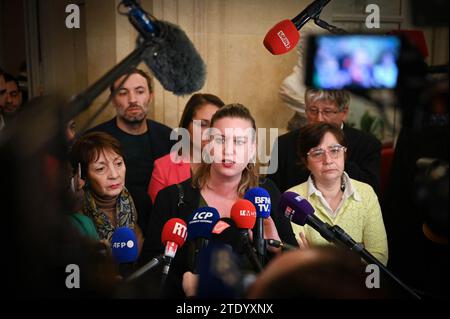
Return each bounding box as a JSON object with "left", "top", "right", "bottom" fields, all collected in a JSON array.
[{"left": 112, "top": 240, "right": 135, "bottom": 249}]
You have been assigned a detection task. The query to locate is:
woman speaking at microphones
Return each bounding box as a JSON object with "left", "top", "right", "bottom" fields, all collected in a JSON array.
[{"left": 141, "top": 104, "right": 296, "bottom": 297}]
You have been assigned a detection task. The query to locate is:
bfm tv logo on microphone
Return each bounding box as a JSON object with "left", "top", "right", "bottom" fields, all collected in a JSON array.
[
  {"left": 254, "top": 196, "right": 271, "bottom": 212},
  {"left": 277, "top": 30, "right": 291, "bottom": 49}
]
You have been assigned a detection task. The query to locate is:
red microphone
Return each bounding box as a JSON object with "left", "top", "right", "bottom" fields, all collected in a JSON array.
[
  {"left": 160, "top": 218, "right": 188, "bottom": 291},
  {"left": 263, "top": 20, "right": 300, "bottom": 55},
  {"left": 263, "top": 0, "right": 332, "bottom": 55},
  {"left": 230, "top": 199, "right": 263, "bottom": 271},
  {"left": 230, "top": 199, "right": 257, "bottom": 230}
]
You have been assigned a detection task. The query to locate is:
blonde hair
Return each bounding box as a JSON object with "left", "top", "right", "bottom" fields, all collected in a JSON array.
[{"left": 192, "top": 103, "right": 259, "bottom": 197}]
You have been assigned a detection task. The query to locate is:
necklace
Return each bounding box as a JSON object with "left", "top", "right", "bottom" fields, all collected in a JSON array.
[{"left": 311, "top": 175, "right": 346, "bottom": 192}]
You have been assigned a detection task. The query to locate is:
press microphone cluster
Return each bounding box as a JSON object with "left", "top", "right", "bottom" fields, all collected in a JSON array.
[{"left": 263, "top": 0, "right": 332, "bottom": 55}]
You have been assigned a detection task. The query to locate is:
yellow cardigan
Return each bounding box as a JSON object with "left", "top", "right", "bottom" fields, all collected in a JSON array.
[{"left": 288, "top": 177, "right": 389, "bottom": 266}]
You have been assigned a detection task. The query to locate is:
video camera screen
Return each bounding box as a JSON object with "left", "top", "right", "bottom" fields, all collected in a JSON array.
[{"left": 305, "top": 34, "right": 402, "bottom": 90}]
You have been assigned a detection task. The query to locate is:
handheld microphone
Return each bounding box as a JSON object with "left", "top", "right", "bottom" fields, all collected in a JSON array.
[
  {"left": 111, "top": 227, "right": 139, "bottom": 264},
  {"left": 279, "top": 191, "right": 337, "bottom": 243},
  {"left": 122, "top": 0, "right": 206, "bottom": 95},
  {"left": 263, "top": 0, "right": 332, "bottom": 55},
  {"left": 196, "top": 242, "right": 244, "bottom": 299},
  {"left": 230, "top": 199, "right": 263, "bottom": 272},
  {"left": 160, "top": 218, "right": 188, "bottom": 289},
  {"left": 244, "top": 187, "right": 271, "bottom": 265},
  {"left": 186, "top": 207, "right": 220, "bottom": 273},
  {"left": 210, "top": 217, "right": 263, "bottom": 273}
]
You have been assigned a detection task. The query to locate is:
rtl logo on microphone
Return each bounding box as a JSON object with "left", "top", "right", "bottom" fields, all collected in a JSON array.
[
  {"left": 239, "top": 209, "right": 256, "bottom": 217},
  {"left": 173, "top": 222, "right": 188, "bottom": 239},
  {"left": 165, "top": 241, "right": 178, "bottom": 258},
  {"left": 112, "top": 240, "right": 135, "bottom": 249},
  {"left": 277, "top": 30, "right": 291, "bottom": 50}
]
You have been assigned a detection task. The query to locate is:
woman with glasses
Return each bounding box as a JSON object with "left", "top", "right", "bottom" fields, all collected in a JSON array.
[{"left": 288, "top": 122, "right": 388, "bottom": 265}]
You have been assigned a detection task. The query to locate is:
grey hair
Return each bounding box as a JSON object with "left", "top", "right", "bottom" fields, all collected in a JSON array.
[{"left": 305, "top": 89, "right": 350, "bottom": 111}]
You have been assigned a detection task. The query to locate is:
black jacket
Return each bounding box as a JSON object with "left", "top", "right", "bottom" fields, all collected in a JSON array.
[
  {"left": 268, "top": 125, "right": 381, "bottom": 193},
  {"left": 139, "top": 178, "right": 297, "bottom": 298},
  {"left": 142, "top": 177, "right": 297, "bottom": 261}
]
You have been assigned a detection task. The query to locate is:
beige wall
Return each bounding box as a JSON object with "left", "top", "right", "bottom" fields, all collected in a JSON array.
[
  {"left": 72, "top": 0, "right": 302, "bottom": 133},
  {"left": 31, "top": 0, "right": 448, "bottom": 136}
]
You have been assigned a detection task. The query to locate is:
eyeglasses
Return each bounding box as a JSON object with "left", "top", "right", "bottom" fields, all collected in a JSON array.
[
  {"left": 305, "top": 107, "right": 342, "bottom": 118},
  {"left": 307, "top": 144, "right": 346, "bottom": 161}
]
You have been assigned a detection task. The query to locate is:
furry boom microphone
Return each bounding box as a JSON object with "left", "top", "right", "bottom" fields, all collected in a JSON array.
[{"left": 123, "top": 0, "right": 206, "bottom": 95}]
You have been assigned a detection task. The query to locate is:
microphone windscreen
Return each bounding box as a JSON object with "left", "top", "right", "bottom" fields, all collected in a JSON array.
[
  {"left": 187, "top": 206, "right": 220, "bottom": 240},
  {"left": 230, "top": 199, "right": 257, "bottom": 229},
  {"left": 111, "top": 227, "right": 139, "bottom": 263},
  {"left": 280, "top": 191, "right": 315, "bottom": 226},
  {"left": 263, "top": 19, "right": 300, "bottom": 55},
  {"left": 142, "top": 20, "right": 206, "bottom": 96},
  {"left": 210, "top": 218, "right": 245, "bottom": 254},
  {"left": 244, "top": 187, "right": 271, "bottom": 218},
  {"left": 161, "top": 218, "right": 188, "bottom": 247}
]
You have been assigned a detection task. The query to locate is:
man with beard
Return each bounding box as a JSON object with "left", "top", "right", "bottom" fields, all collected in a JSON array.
[
  {"left": 2, "top": 73, "right": 23, "bottom": 128},
  {"left": 88, "top": 69, "right": 175, "bottom": 230},
  {"left": 0, "top": 68, "right": 7, "bottom": 131}
]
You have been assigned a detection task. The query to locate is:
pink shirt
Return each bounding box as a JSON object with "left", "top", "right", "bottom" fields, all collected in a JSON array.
[{"left": 148, "top": 152, "right": 191, "bottom": 203}]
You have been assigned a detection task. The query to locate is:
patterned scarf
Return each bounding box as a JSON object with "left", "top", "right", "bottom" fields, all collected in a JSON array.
[{"left": 82, "top": 187, "right": 138, "bottom": 242}]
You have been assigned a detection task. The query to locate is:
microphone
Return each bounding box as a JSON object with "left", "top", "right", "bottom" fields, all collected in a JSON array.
[
  {"left": 279, "top": 191, "right": 337, "bottom": 243},
  {"left": 122, "top": 0, "right": 206, "bottom": 95},
  {"left": 210, "top": 217, "right": 263, "bottom": 273},
  {"left": 111, "top": 227, "right": 139, "bottom": 264},
  {"left": 263, "top": 0, "right": 331, "bottom": 55},
  {"left": 125, "top": 255, "right": 164, "bottom": 283},
  {"left": 230, "top": 199, "right": 263, "bottom": 272},
  {"left": 186, "top": 207, "right": 220, "bottom": 273},
  {"left": 196, "top": 242, "right": 244, "bottom": 298},
  {"left": 266, "top": 238, "right": 298, "bottom": 251},
  {"left": 244, "top": 187, "right": 271, "bottom": 265},
  {"left": 160, "top": 218, "right": 188, "bottom": 290}
]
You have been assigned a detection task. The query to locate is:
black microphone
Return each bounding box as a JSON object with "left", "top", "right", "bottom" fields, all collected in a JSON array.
[
  {"left": 121, "top": 0, "right": 206, "bottom": 95},
  {"left": 292, "top": 0, "right": 332, "bottom": 30},
  {"left": 244, "top": 187, "right": 271, "bottom": 265}
]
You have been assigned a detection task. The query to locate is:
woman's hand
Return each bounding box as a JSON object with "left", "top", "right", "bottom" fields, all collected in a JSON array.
[
  {"left": 182, "top": 271, "right": 199, "bottom": 298},
  {"left": 297, "top": 232, "right": 310, "bottom": 249},
  {"left": 263, "top": 216, "right": 282, "bottom": 254}
]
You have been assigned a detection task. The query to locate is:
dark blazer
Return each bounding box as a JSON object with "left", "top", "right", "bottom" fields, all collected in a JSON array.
[{"left": 268, "top": 124, "right": 381, "bottom": 193}]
